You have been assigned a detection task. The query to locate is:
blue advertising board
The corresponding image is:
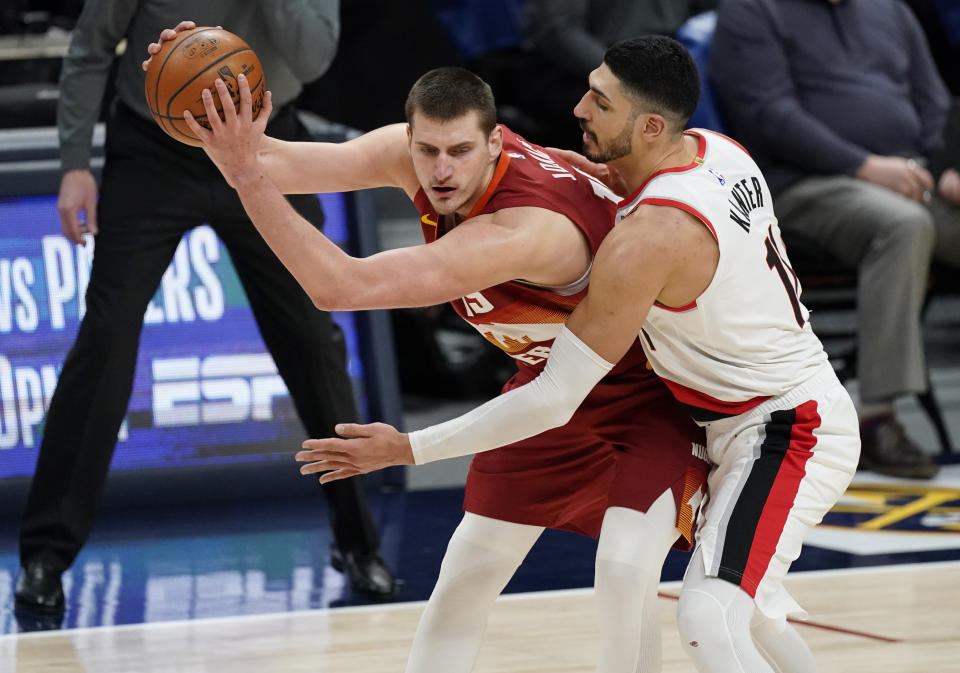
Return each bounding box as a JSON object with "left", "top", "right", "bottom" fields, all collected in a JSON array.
[{"left": 0, "top": 192, "right": 369, "bottom": 480}]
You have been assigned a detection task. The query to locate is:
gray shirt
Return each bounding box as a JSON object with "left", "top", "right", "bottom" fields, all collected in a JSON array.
[
  {"left": 59, "top": 0, "right": 339, "bottom": 171},
  {"left": 709, "top": 0, "right": 950, "bottom": 194}
]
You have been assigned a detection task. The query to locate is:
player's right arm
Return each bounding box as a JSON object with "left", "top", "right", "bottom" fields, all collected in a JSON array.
[{"left": 256, "top": 124, "right": 420, "bottom": 196}]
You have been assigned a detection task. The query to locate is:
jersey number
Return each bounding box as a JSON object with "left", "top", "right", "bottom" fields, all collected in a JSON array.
[
  {"left": 764, "top": 227, "right": 805, "bottom": 328},
  {"left": 573, "top": 168, "right": 621, "bottom": 204},
  {"left": 461, "top": 292, "right": 494, "bottom": 317}
]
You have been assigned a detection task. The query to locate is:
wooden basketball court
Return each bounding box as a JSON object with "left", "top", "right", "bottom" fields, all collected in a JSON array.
[{"left": 4, "top": 560, "right": 957, "bottom": 672}]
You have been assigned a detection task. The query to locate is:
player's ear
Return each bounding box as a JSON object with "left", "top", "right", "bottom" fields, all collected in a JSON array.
[
  {"left": 639, "top": 113, "right": 667, "bottom": 140},
  {"left": 488, "top": 124, "right": 503, "bottom": 155}
]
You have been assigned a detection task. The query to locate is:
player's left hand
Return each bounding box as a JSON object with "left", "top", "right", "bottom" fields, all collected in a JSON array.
[
  {"left": 183, "top": 73, "right": 272, "bottom": 187},
  {"left": 548, "top": 147, "right": 629, "bottom": 197},
  {"left": 295, "top": 422, "right": 416, "bottom": 484},
  {"left": 141, "top": 20, "right": 200, "bottom": 71}
]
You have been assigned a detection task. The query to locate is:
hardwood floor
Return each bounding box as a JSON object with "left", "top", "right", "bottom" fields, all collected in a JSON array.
[{"left": 5, "top": 561, "right": 958, "bottom": 672}]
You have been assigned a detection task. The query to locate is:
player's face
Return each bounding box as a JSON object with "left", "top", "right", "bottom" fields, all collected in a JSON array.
[
  {"left": 408, "top": 111, "right": 502, "bottom": 216},
  {"left": 574, "top": 64, "right": 637, "bottom": 163}
]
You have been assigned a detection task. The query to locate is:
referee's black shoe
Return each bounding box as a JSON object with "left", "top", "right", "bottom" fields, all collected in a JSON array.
[
  {"left": 14, "top": 561, "right": 65, "bottom": 613},
  {"left": 330, "top": 547, "right": 398, "bottom": 600},
  {"left": 859, "top": 414, "right": 940, "bottom": 479}
]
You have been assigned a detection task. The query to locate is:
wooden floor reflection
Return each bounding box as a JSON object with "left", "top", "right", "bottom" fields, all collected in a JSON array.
[{"left": 4, "top": 561, "right": 957, "bottom": 673}]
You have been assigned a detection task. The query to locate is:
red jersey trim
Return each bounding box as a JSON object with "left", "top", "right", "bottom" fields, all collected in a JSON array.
[
  {"left": 697, "top": 128, "right": 752, "bottom": 159},
  {"left": 627, "top": 196, "right": 715, "bottom": 313},
  {"left": 618, "top": 131, "right": 707, "bottom": 207},
  {"left": 653, "top": 299, "right": 697, "bottom": 312},
  {"left": 636, "top": 197, "right": 718, "bottom": 243},
  {"left": 662, "top": 377, "right": 771, "bottom": 415},
  {"left": 466, "top": 149, "right": 512, "bottom": 220}
]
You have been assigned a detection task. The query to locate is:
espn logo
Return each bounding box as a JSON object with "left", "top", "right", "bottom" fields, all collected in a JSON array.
[{"left": 152, "top": 354, "right": 288, "bottom": 426}]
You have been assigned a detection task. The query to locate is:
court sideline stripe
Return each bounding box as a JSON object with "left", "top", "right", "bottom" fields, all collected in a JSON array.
[{"left": 5, "top": 559, "right": 957, "bottom": 640}]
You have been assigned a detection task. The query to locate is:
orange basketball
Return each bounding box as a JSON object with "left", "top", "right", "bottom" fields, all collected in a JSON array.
[{"left": 144, "top": 26, "right": 265, "bottom": 147}]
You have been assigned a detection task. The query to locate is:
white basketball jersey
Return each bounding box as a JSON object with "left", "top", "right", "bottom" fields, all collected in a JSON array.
[{"left": 616, "top": 129, "right": 827, "bottom": 422}]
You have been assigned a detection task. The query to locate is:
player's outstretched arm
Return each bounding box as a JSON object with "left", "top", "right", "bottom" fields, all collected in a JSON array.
[
  {"left": 296, "top": 321, "right": 618, "bottom": 483},
  {"left": 184, "top": 76, "right": 589, "bottom": 312},
  {"left": 295, "top": 213, "right": 682, "bottom": 484},
  {"left": 256, "top": 124, "right": 418, "bottom": 196}
]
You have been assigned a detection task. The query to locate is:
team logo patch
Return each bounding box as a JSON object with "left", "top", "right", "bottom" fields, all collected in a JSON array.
[{"left": 708, "top": 167, "right": 726, "bottom": 185}]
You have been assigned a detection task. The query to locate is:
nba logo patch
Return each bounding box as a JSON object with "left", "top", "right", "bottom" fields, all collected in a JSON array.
[{"left": 708, "top": 168, "right": 726, "bottom": 185}]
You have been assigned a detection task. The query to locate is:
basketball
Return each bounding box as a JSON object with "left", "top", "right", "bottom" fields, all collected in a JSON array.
[{"left": 144, "top": 26, "right": 265, "bottom": 147}]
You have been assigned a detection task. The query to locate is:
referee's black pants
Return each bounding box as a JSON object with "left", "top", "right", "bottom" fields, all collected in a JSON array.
[{"left": 19, "top": 100, "right": 380, "bottom": 572}]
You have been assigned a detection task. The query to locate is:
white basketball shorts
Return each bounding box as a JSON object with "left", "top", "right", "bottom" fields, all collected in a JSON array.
[{"left": 694, "top": 363, "right": 861, "bottom": 622}]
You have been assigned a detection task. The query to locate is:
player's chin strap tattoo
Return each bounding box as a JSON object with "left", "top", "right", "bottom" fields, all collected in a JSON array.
[{"left": 409, "top": 326, "right": 614, "bottom": 464}]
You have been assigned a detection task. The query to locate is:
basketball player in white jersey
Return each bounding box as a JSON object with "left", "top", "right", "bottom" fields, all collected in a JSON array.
[{"left": 299, "top": 36, "right": 861, "bottom": 672}]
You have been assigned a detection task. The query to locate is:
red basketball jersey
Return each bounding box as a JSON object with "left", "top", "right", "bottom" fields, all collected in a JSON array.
[
  {"left": 414, "top": 125, "right": 648, "bottom": 377},
  {"left": 414, "top": 127, "right": 708, "bottom": 541}
]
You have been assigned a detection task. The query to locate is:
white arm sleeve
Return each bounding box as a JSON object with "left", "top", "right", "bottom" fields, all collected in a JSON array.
[{"left": 409, "top": 326, "right": 614, "bottom": 464}]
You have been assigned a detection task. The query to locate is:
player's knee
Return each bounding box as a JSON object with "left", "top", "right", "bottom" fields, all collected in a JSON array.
[
  {"left": 596, "top": 503, "right": 677, "bottom": 568},
  {"left": 594, "top": 556, "right": 658, "bottom": 590},
  {"left": 677, "top": 586, "right": 733, "bottom": 656},
  {"left": 433, "top": 534, "right": 523, "bottom": 597}
]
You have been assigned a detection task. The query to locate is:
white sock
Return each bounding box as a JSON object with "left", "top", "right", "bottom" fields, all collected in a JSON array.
[
  {"left": 676, "top": 548, "right": 777, "bottom": 673},
  {"left": 594, "top": 493, "right": 681, "bottom": 673},
  {"left": 405, "top": 513, "right": 543, "bottom": 673}
]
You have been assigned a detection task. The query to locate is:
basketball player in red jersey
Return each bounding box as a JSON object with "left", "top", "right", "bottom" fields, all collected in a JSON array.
[
  {"left": 145, "top": 26, "right": 708, "bottom": 673},
  {"left": 299, "top": 37, "right": 861, "bottom": 673}
]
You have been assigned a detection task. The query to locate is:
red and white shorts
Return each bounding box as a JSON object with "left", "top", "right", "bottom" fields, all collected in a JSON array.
[{"left": 696, "top": 364, "right": 860, "bottom": 621}]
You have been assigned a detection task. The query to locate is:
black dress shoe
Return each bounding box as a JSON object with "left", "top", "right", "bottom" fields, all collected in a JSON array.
[
  {"left": 859, "top": 415, "right": 940, "bottom": 479},
  {"left": 14, "top": 561, "right": 65, "bottom": 613},
  {"left": 330, "top": 548, "right": 398, "bottom": 600},
  {"left": 14, "top": 607, "right": 65, "bottom": 632}
]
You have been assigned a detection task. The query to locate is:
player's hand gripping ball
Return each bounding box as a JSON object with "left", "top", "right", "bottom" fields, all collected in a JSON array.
[{"left": 144, "top": 26, "right": 264, "bottom": 147}]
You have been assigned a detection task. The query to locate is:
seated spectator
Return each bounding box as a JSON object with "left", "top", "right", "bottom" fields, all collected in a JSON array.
[
  {"left": 709, "top": 0, "right": 960, "bottom": 479},
  {"left": 514, "top": 0, "right": 716, "bottom": 148}
]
